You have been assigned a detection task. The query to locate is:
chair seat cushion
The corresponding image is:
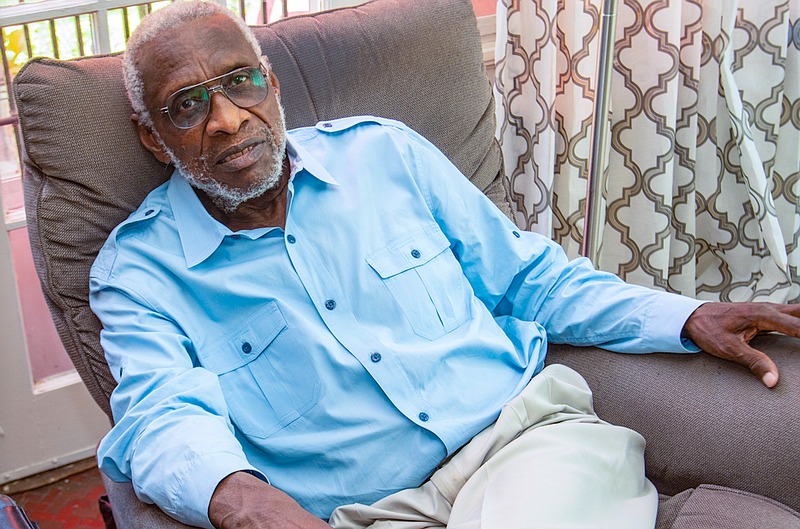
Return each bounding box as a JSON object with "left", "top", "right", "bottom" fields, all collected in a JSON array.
[{"left": 657, "top": 485, "right": 800, "bottom": 529}]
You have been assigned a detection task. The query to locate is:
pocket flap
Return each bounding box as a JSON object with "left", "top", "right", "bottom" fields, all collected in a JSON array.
[
  {"left": 196, "top": 301, "right": 287, "bottom": 374},
  {"left": 366, "top": 223, "right": 451, "bottom": 278}
]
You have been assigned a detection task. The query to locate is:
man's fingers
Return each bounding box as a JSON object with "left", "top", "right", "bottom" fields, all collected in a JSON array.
[
  {"left": 722, "top": 341, "right": 779, "bottom": 388},
  {"left": 704, "top": 335, "right": 781, "bottom": 388},
  {"left": 683, "top": 302, "right": 790, "bottom": 388},
  {"left": 768, "top": 306, "right": 800, "bottom": 338},
  {"left": 776, "top": 302, "right": 800, "bottom": 318},
  {"left": 762, "top": 371, "right": 779, "bottom": 388}
]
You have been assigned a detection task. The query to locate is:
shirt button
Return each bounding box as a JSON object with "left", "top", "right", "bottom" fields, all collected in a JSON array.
[
  {"left": 287, "top": 234, "right": 296, "bottom": 244},
  {"left": 325, "top": 299, "right": 336, "bottom": 310},
  {"left": 241, "top": 342, "right": 252, "bottom": 354},
  {"left": 145, "top": 209, "right": 155, "bottom": 216},
  {"left": 370, "top": 352, "right": 382, "bottom": 363},
  {"left": 513, "top": 230, "right": 521, "bottom": 238},
  {"left": 411, "top": 249, "right": 421, "bottom": 259},
  {"left": 323, "top": 122, "right": 333, "bottom": 128},
  {"left": 419, "top": 412, "right": 429, "bottom": 422}
]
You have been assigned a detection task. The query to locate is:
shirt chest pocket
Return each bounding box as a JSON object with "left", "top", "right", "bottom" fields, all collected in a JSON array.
[
  {"left": 197, "top": 302, "right": 320, "bottom": 439},
  {"left": 366, "top": 224, "right": 471, "bottom": 341}
]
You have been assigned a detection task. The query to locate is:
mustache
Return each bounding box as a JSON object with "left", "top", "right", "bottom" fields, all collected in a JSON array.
[{"left": 209, "top": 124, "right": 279, "bottom": 165}]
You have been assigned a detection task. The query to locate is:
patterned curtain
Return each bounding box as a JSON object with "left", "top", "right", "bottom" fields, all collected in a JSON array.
[{"left": 495, "top": 0, "right": 800, "bottom": 302}]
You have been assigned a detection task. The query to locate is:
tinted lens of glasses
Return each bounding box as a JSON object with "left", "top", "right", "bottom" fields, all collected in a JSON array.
[{"left": 166, "top": 66, "right": 269, "bottom": 129}]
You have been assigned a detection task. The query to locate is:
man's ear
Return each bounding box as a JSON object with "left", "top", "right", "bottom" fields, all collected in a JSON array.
[
  {"left": 269, "top": 70, "right": 281, "bottom": 102},
  {"left": 261, "top": 55, "right": 281, "bottom": 101},
  {"left": 132, "top": 113, "right": 171, "bottom": 164}
]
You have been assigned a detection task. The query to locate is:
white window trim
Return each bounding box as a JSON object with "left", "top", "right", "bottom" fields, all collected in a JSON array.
[
  {"left": 310, "top": 0, "right": 333, "bottom": 11},
  {"left": 477, "top": 14, "right": 496, "bottom": 68}
]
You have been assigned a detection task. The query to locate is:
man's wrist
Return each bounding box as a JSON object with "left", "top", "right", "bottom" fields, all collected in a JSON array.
[{"left": 208, "top": 471, "right": 268, "bottom": 528}]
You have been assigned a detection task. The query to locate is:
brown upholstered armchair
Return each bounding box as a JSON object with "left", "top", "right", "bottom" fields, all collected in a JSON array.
[{"left": 12, "top": 0, "right": 800, "bottom": 527}]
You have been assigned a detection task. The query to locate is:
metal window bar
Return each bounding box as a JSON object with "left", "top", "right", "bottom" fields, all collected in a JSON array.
[
  {"left": 0, "top": 31, "right": 14, "bottom": 117},
  {"left": 22, "top": 25, "right": 32, "bottom": 56},
  {"left": 122, "top": 6, "right": 130, "bottom": 42},
  {"left": 74, "top": 15, "right": 85, "bottom": 56},
  {"left": 49, "top": 19, "right": 60, "bottom": 58},
  {"left": 235, "top": 0, "right": 284, "bottom": 25}
]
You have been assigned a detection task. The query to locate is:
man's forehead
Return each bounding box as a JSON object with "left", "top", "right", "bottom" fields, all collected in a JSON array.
[
  {"left": 139, "top": 14, "right": 252, "bottom": 65},
  {"left": 137, "top": 15, "right": 259, "bottom": 100}
]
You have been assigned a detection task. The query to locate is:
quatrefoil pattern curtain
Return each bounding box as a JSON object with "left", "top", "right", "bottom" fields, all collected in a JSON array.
[{"left": 495, "top": 0, "right": 800, "bottom": 302}]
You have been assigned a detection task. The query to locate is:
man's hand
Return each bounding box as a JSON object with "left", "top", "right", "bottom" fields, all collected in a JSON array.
[
  {"left": 208, "top": 471, "right": 332, "bottom": 529},
  {"left": 682, "top": 302, "right": 800, "bottom": 388}
]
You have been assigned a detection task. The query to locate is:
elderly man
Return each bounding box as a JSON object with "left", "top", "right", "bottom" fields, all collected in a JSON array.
[{"left": 90, "top": 2, "right": 798, "bottom": 528}]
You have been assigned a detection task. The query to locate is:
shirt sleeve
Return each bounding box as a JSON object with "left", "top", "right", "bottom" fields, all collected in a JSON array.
[
  {"left": 397, "top": 124, "right": 705, "bottom": 354},
  {"left": 90, "top": 278, "right": 266, "bottom": 529}
]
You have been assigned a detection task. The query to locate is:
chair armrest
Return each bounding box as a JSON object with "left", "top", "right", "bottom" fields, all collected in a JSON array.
[
  {"left": 100, "top": 472, "right": 198, "bottom": 529},
  {"left": 545, "top": 334, "right": 800, "bottom": 512}
]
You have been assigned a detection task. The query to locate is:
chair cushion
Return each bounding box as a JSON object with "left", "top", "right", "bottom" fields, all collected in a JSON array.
[
  {"left": 13, "top": 0, "right": 506, "bottom": 420},
  {"left": 254, "top": 0, "right": 506, "bottom": 200},
  {"left": 546, "top": 334, "right": 800, "bottom": 513},
  {"left": 656, "top": 485, "right": 800, "bottom": 529}
]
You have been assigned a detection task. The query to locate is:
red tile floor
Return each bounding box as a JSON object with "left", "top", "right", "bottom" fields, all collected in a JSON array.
[{"left": 10, "top": 466, "right": 107, "bottom": 529}]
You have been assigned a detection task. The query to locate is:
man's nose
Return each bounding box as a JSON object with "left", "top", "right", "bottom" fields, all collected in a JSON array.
[{"left": 205, "top": 90, "right": 248, "bottom": 135}]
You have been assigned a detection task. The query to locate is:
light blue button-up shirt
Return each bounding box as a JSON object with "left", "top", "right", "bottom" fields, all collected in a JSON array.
[{"left": 90, "top": 116, "right": 703, "bottom": 528}]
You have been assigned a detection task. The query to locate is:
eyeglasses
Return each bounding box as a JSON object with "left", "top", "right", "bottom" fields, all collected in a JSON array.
[{"left": 157, "top": 62, "right": 271, "bottom": 129}]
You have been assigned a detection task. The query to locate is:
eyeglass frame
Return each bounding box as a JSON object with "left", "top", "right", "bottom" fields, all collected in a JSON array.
[{"left": 155, "top": 57, "right": 273, "bottom": 130}]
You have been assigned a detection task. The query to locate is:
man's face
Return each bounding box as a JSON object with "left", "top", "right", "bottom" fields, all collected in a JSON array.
[{"left": 135, "top": 15, "right": 286, "bottom": 212}]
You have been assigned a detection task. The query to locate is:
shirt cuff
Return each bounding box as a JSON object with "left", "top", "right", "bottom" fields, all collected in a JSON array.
[
  {"left": 172, "top": 452, "right": 265, "bottom": 529},
  {"left": 645, "top": 292, "right": 708, "bottom": 353}
]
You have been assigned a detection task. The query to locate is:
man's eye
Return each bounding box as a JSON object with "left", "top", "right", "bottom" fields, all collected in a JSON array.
[
  {"left": 174, "top": 94, "right": 205, "bottom": 112},
  {"left": 178, "top": 98, "right": 199, "bottom": 110},
  {"left": 230, "top": 73, "right": 251, "bottom": 86}
]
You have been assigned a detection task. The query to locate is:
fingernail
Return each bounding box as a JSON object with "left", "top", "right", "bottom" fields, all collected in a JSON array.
[{"left": 762, "top": 372, "right": 777, "bottom": 387}]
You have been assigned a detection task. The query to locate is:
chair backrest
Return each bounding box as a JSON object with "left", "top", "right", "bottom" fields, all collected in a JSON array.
[{"left": 13, "top": 0, "right": 507, "bottom": 420}]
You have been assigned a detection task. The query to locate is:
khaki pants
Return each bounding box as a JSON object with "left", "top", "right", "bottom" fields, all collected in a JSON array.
[{"left": 330, "top": 364, "right": 657, "bottom": 529}]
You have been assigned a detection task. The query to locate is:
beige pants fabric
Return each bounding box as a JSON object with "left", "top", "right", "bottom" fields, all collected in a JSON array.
[{"left": 329, "top": 364, "right": 658, "bottom": 529}]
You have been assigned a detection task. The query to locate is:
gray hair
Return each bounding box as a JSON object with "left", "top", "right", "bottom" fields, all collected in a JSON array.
[{"left": 123, "top": 0, "right": 262, "bottom": 128}]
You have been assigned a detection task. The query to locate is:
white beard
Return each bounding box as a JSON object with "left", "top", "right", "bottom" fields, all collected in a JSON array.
[{"left": 158, "top": 104, "right": 288, "bottom": 214}]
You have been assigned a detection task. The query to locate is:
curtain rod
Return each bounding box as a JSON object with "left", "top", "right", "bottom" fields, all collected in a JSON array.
[{"left": 581, "top": 0, "right": 619, "bottom": 263}]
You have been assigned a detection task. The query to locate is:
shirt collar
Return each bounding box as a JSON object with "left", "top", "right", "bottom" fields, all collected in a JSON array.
[
  {"left": 287, "top": 137, "right": 339, "bottom": 186},
  {"left": 168, "top": 136, "right": 339, "bottom": 268}
]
